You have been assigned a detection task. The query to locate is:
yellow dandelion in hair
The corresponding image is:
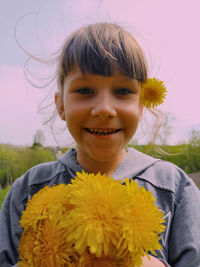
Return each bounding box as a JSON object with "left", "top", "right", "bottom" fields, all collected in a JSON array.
[
  {"left": 141, "top": 78, "right": 167, "bottom": 108},
  {"left": 18, "top": 219, "right": 79, "bottom": 267},
  {"left": 20, "top": 184, "right": 73, "bottom": 231},
  {"left": 119, "top": 178, "right": 165, "bottom": 263},
  {"left": 64, "top": 171, "right": 129, "bottom": 258}
]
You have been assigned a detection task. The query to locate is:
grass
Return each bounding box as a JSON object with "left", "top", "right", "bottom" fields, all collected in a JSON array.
[{"left": 0, "top": 186, "right": 10, "bottom": 210}]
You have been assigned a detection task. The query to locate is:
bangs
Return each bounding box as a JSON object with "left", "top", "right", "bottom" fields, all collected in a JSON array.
[{"left": 58, "top": 23, "right": 147, "bottom": 87}]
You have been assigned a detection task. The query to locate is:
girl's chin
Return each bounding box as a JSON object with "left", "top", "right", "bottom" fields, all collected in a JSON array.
[{"left": 84, "top": 147, "right": 126, "bottom": 163}]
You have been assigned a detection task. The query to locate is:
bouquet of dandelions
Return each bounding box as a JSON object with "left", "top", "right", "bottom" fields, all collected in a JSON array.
[{"left": 18, "top": 171, "right": 165, "bottom": 267}]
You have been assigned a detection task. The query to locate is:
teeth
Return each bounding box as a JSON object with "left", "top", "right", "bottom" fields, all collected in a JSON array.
[{"left": 87, "top": 128, "right": 119, "bottom": 135}]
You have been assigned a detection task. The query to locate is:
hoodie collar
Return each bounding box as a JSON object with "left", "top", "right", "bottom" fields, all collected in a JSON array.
[
  {"left": 113, "top": 147, "right": 160, "bottom": 181},
  {"left": 58, "top": 148, "right": 160, "bottom": 182}
]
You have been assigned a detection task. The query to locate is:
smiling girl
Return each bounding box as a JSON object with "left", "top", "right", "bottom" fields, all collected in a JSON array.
[{"left": 0, "top": 22, "right": 200, "bottom": 267}]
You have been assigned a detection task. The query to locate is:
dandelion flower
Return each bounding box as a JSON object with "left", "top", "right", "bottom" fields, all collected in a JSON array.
[
  {"left": 17, "top": 229, "right": 36, "bottom": 267},
  {"left": 18, "top": 219, "right": 79, "bottom": 267},
  {"left": 78, "top": 249, "right": 142, "bottom": 267},
  {"left": 65, "top": 171, "right": 129, "bottom": 257},
  {"left": 119, "top": 178, "right": 165, "bottom": 263},
  {"left": 141, "top": 78, "right": 167, "bottom": 108},
  {"left": 78, "top": 250, "right": 122, "bottom": 267},
  {"left": 20, "top": 184, "right": 73, "bottom": 231}
]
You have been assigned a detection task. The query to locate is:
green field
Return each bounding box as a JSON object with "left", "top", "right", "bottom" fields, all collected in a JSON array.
[
  {"left": 0, "top": 186, "right": 10, "bottom": 209},
  {"left": 0, "top": 142, "right": 200, "bottom": 209},
  {"left": 132, "top": 143, "right": 200, "bottom": 174}
]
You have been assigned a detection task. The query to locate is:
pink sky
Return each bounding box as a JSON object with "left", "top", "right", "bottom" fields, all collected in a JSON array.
[{"left": 0, "top": 0, "right": 200, "bottom": 146}]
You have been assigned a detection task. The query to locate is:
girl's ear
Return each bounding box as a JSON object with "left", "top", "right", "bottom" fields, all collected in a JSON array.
[{"left": 55, "top": 92, "right": 65, "bottom": 120}]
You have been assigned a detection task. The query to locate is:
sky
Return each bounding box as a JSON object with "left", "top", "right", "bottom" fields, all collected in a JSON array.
[{"left": 0, "top": 0, "right": 200, "bottom": 146}]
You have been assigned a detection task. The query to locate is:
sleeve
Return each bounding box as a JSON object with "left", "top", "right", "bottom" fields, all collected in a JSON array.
[
  {"left": 168, "top": 177, "right": 200, "bottom": 266},
  {"left": 0, "top": 183, "right": 24, "bottom": 267}
]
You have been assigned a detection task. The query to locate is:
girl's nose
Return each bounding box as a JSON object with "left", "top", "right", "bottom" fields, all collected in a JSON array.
[{"left": 90, "top": 92, "right": 117, "bottom": 119}]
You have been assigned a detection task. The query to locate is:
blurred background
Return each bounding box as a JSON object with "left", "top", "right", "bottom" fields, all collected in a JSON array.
[{"left": 1, "top": 0, "right": 200, "bottom": 147}]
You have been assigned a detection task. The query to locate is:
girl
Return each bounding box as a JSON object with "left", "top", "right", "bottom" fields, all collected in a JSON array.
[{"left": 0, "top": 22, "right": 200, "bottom": 267}]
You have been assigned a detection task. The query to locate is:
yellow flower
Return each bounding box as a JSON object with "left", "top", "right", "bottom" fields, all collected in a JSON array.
[
  {"left": 141, "top": 78, "right": 167, "bottom": 108},
  {"left": 18, "top": 171, "right": 166, "bottom": 267},
  {"left": 118, "top": 178, "right": 165, "bottom": 264},
  {"left": 20, "top": 184, "right": 73, "bottom": 231},
  {"left": 17, "top": 229, "right": 36, "bottom": 267},
  {"left": 78, "top": 249, "right": 142, "bottom": 267},
  {"left": 18, "top": 219, "right": 79, "bottom": 267},
  {"left": 78, "top": 250, "right": 122, "bottom": 267},
  {"left": 64, "top": 171, "right": 129, "bottom": 258}
]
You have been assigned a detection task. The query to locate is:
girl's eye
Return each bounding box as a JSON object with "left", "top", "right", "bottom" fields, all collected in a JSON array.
[
  {"left": 114, "top": 88, "right": 133, "bottom": 95},
  {"left": 75, "top": 87, "right": 94, "bottom": 95}
]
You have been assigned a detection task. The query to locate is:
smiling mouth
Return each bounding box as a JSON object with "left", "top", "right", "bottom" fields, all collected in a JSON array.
[{"left": 85, "top": 128, "right": 121, "bottom": 136}]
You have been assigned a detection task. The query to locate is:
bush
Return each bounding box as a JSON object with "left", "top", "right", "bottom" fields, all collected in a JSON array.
[{"left": 0, "top": 145, "right": 56, "bottom": 189}]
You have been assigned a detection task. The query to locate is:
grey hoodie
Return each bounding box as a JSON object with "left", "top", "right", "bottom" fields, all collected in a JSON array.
[{"left": 0, "top": 148, "right": 200, "bottom": 266}]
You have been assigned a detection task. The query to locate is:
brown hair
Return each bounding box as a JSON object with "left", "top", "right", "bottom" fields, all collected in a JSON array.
[
  {"left": 17, "top": 22, "right": 150, "bottom": 145},
  {"left": 57, "top": 22, "right": 148, "bottom": 91}
]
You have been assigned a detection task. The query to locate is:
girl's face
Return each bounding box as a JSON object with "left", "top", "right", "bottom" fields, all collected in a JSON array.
[{"left": 55, "top": 67, "right": 143, "bottom": 167}]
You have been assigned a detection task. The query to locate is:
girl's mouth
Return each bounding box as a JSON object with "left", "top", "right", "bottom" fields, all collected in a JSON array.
[{"left": 84, "top": 128, "right": 121, "bottom": 136}]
